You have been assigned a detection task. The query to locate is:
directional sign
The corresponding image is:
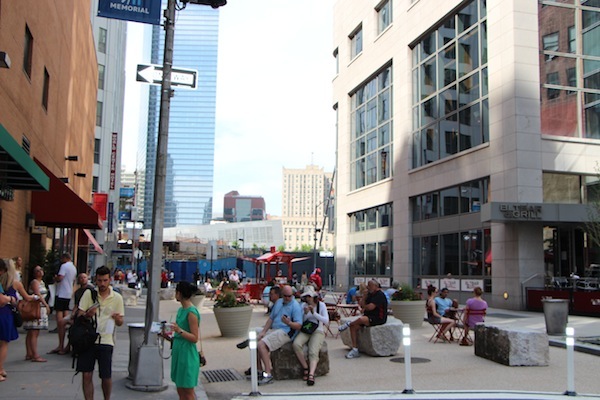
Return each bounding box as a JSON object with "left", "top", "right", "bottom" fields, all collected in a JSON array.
[{"left": 136, "top": 64, "right": 198, "bottom": 89}]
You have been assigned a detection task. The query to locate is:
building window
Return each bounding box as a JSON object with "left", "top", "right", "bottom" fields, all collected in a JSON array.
[
  {"left": 350, "top": 239, "right": 393, "bottom": 276},
  {"left": 350, "top": 65, "right": 393, "bottom": 190},
  {"left": 92, "top": 176, "right": 99, "bottom": 193},
  {"left": 94, "top": 138, "right": 101, "bottom": 164},
  {"left": 98, "top": 64, "right": 105, "bottom": 90},
  {"left": 349, "top": 203, "right": 393, "bottom": 232},
  {"left": 96, "top": 101, "right": 103, "bottom": 126},
  {"left": 333, "top": 47, "right": 339, "bottom": 75},
  {"left": 42, "top": 67, "right": 49, "bottom": 110},
  {"left": 539, "top": 2, "right": 600, "bottom": 139},
  {"left": 542, "top": 32, "right": 559, "bottom": 61},
  {"left": 377, "top": 0, "right": 392, "bottom": 34},
  {"left": 23, "top": 25, "right": 33, "bottom": 78},
  {"left": 350, "top": 24, "right": 363, "bottom": 59},
  {"left": 412, "top": 0, "right": 488, "bottom": 168},
  {"left": 98, "top": 27, "right": 107, "bottom": 54}
]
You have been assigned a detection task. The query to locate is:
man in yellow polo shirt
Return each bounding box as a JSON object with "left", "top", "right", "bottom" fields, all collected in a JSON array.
[{"left": 78, "top": 266, "right": 124, "bottom": 400}]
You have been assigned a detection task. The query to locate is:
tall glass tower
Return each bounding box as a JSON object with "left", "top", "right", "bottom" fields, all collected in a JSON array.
[{"left": 140, "top": 2, "right": 219, "bottom": 228}]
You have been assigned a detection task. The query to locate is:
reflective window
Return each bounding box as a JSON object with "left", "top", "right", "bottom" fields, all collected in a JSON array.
[
  {"left": 350, "top": 65, "right": 393, "bottom": 190},
  {"left": 412, "top": 0, "right": 488, "bottom": 167},
  {"left": 377, "top": 0, "right": 392, "bottom": 34},
  {"left": 350, "top": 25, "right": 363, "bottom": 59}
]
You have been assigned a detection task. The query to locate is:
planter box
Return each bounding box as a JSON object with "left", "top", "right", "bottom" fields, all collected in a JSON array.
[
  {"left": 213, "top": 306, "right": 253, "bottom": 338},
  {"left": 389, "top": 300, "right": 426, "bottom": 328},
  {"left": 191, "top": 294, "right": 205, "bottom": 310}
]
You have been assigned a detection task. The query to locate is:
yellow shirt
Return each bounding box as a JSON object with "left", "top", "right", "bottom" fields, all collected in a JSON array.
[{"left": 79, "top": 287, "right": 124, "bottom": 347}]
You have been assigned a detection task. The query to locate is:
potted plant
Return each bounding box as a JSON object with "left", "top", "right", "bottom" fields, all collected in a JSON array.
[
  {"left": 213, "top": 281, "right": 253, "bottom": 337},
  {"left": 389, "top": 283, "right": 426, "bottom": 328},
  {"left": 191, "top": 284, "right": 206, "bottom": 310}
]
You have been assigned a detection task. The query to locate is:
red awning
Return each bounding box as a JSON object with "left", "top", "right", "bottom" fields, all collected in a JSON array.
[
  {"left": 31, "top": 159, "right": 102, "bottom": 229},
  {"left": 83, "top": 229, "right": 104, "bottom": 254}
]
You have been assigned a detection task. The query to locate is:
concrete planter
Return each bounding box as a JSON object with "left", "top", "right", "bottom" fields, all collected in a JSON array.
[
  {"left": 213, "top": 306, "right": 253, "bottom": 338},
  {"left": 389, "top": 300, "right": 426, "bottom": 328},
  {"left": 191, "top": 294, "right": 205, "bottom": 310}
]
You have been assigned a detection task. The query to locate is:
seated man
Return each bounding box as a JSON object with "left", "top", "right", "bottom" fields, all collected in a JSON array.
[
  {"left": 256, "top": 285, "right": 302, "bottom": 385},
  {"left": 238, "top": 287, "right": 282, "bottom": 351},
  {"left": 434, "top": 288, "right": 456, "bottom": 319},
  {"left": 338, "top": 280, "right": 388, "bottom": 359}
]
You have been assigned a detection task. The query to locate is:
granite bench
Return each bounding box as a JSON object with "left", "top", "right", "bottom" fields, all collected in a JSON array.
[
  {"left": 340, "top": 316, "right": 403, "bottom": 356},
  {"left": 474, "top": 324, "right": 549, "bottom": 366},
  {"left": 270, "top": 341, "right": 329, "bottom": 380}
]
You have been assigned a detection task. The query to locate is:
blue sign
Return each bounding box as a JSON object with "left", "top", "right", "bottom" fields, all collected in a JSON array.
[{"left": 98, "top": 0, "right": 162, "bottom": 25}]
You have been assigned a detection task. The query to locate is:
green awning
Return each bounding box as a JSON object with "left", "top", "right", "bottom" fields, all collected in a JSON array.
[{"left": 0, "top": 123, "right": 49, "bottom": 191}]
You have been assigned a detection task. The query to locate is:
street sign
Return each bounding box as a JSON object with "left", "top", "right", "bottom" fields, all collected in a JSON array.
[{"left": 136, "top": 63, "right": 198, "bottom": 89}]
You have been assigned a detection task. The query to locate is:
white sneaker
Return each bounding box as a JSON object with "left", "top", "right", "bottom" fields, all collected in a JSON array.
[
  {"left": 258, "top": 374, "right": 274, "bottom": 385},
  {"left": 345, "top": 348, "right": 360, "bottom": 359},
  {"left": 338, "top": 321, "right": 350, "bottom": 332}
]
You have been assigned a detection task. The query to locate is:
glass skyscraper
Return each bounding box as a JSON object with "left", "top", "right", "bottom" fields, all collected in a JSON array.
[{"left": 140, "top": 2, "right": 219, "bottom": 228}]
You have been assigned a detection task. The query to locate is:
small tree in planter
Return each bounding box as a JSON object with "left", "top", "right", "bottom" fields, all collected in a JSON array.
[
  {"left": 213, "top": 282, "right": 253, "bottom": 337},
  {"left": 389, "top": 283, "right": 426, "bottom": 328}
]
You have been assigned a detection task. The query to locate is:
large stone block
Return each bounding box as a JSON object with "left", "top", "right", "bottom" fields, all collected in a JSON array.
[
  {"left": 474, "top": 324, "right": 549, "bottom": 366},
  {"left": 271, "top": 341, "right": 329, "bottom": 380},
  {"left": 340, "top": 316, "right": 403, "bottom": 356},
  {"left": 159, "top": 288, "right": 176, "bottom": 300}
]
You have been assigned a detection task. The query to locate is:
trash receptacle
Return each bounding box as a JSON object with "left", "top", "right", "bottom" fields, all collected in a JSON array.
[
  {"left": 127, "top": 323, "right": 145, "bottom": 380},
  {"left": 541, "top": 298, "right": 569, "bottom": 335}
]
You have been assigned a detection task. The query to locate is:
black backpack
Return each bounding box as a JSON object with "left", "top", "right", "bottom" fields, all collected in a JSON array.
[{"left": 68, "top": 288, "right": 99, "bottom": 368}]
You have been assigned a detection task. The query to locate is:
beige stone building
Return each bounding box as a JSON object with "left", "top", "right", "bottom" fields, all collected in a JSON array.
[
  {"left": 333, "top": 0, "right": 600, "bottom": 310},
  {"left": 282, "top": 164, "right": 334, "bottom": 252}
]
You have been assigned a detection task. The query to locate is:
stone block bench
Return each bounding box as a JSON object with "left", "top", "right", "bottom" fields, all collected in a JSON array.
[
  {"left": 474, "top": 324, "right": 549, "bottom": 366},
  {"left": 340, "top": 316, "right": 403, "bottom": 356},
  {"left": 271, "top": 341, "right": 329, "bottom": 380},
  {"left": 120, "top": 287, "right": 139, "bottom": 306}
]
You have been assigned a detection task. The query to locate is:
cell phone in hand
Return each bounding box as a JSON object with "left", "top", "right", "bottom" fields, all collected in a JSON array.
[{"left": 87, "top": 302, "right": 100, "bottom": 311}]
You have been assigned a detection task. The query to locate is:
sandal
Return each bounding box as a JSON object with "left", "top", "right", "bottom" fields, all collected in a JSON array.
[
  {"left": 307, "top": 374, "right": 315, "bottom": 386},
  {"left": 31, "top": 357, "right": 47, "bottom": 363},
  {"left": 0, "top": 376, "right": 5, "bottom": 382},
  {"left": 302, "top": 368, "right": 309, "bottom": 381}
]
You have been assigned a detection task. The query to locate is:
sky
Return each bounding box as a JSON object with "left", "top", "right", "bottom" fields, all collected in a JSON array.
[{"left": 121, "top": 1, "right": 336, "bottom": 218}]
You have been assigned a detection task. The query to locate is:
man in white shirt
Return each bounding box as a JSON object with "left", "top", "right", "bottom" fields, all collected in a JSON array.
[{"left": 48, "top": 252, "right": 77, "bottom": 355}]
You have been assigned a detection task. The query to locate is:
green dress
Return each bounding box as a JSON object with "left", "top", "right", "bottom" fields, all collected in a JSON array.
[{"left": 171, "top": 305, "right": 201, "bottom": 388}]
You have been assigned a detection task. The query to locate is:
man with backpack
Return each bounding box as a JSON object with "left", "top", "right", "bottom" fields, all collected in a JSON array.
[{"left": 76, "top": 266, "right": 124, "bottom": 400}]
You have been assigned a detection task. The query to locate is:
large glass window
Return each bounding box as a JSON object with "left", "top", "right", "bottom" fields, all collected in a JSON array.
[
  {"left": 412, "top": 0, "right": 488, "bottom": 168},
  {"left": 350, "top": 203, "right": 393, "bottom": 232},
  {"left": 350, "top": 65, "right": 393, "bottom": 190},
  {"left": 350, "top": 240, "right": 393, "bottom": 277},
  {"left": 539, "top": 1, "right": 600, "bottom": 139}
]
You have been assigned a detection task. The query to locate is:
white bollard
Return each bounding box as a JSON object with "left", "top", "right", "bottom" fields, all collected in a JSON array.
[
  {"left": 248, "top": 330, "right": 260, "bottom": 396},
  {"left": 402, "top": 324, "right": 414, "bottom": 394},
  {"left": 564, "top": 326, "right": 576, "bottom": 396}
]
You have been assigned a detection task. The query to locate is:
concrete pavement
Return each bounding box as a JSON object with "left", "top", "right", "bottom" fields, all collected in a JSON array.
[{"left": 2, "top": 293, "right": 600, "bottom": 399}]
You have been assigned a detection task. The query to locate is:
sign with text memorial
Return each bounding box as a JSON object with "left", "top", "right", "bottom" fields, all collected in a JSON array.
[{"left": 97, "top": 0, "right": 162, "bottom": 25}]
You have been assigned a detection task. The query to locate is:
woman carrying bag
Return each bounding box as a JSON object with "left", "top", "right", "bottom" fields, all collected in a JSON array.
[
  {"left": 292, "top": 285, "right": 328, "bottom": 386},
  {"left": 24, "top": 266, "right": 51, "bottom": 362}
]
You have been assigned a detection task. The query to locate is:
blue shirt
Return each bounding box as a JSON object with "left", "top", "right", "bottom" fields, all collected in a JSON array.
[
  {"left": 346, "top": 287, "right": 357, "bottom": 304},
  {"left": 435, "top": 297, "right": 453, "bottom": 316},
  {"left": 270, "top": 298, "right": 302, "bottom": 334}
]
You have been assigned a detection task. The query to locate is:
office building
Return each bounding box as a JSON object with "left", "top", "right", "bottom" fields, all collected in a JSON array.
[
  {"left": 89, "top": 0, "right": 128, "bottom": 272},
  {"left": 140, "top": 1, "right": 220, "bottom": 228},
  {"left": 332, "top": 0, "right": 600, "bottom": 310},
  {"left": 223, "top": 191, "right": 266, "bottom": 223},
  {"left": 282, "top": 165, "right": 334, "bottom": 252}
]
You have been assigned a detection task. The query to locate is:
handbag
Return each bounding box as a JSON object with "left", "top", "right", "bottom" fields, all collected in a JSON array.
[
  {"left": 11, "top": 305, "right": 23, "bottom": 328},
  {"left": 198, "top": 325, "right": 206, "bottom": 367},
  {"left": 18, "top": 299, "right": 41, "bottom": 321},
  {"left": 300, "top": 320, "right": 318, "bottom": 334}
]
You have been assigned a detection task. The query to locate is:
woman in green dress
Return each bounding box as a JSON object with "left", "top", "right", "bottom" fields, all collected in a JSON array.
[{"left": 165, "top": 281, "right": 201, "bottom": 400}]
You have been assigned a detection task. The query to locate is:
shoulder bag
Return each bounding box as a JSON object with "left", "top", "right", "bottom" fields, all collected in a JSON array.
[
  {"left": 11, "top": 305, "right": 23, "bottom": 328},
  {"left": 18, "top": 298, "right": 41, "bottom": 321},
  {"left": 300, "top": 302, "right": 320, "bottom": 334}
]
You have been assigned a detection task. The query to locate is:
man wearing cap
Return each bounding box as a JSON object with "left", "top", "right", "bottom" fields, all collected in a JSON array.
[
  {"left": 338, "top": 279, "right": 388, "bottom": 359},
  {"left": 256, "top": 285, "right": 302, "bottom": 385}
]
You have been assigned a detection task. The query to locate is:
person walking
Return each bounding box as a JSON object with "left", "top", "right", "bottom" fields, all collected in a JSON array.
[
  {"left": 24, "top": 265, "right": 51, "bottom": 362},
  {"left": 77, "top": 266, "right": 124, "bottom": 400},
  {"left": 0, "top": 258, "right": 37, "bottom": 382},
  {"left": 160, "top": 281, "right": 200, "bottom": 400},
  {"left": 48, "top": 252, "right": 77, "bottom": 355},
  {"left": 292, "top": 285, "right": 328, "bottom": 386}
]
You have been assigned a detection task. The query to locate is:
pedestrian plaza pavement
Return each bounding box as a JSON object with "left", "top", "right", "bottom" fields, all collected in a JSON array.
[{"left": 3, "top": 292, "right": 600, "bottom": 399}]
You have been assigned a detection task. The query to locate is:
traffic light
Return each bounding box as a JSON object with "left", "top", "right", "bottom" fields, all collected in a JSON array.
[{"left": 183, "top": 0, "right": 227, "bottom": 8}]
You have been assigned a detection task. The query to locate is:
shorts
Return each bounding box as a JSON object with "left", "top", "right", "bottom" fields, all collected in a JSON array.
[
  {"left": 428, "top": 316, "right": 442, "bottom": 324},
  {"left": 54, "top": 297, "right": 71, "bottom": 312},
  {"left": 367, "top": 316, "right": 386, "bottom": 326},
  {"left": 76, "top": 344, "right": 113, "bottom": 379},
  {"left": 261, "top": 329, "right": 291, "bottom": 352}
]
